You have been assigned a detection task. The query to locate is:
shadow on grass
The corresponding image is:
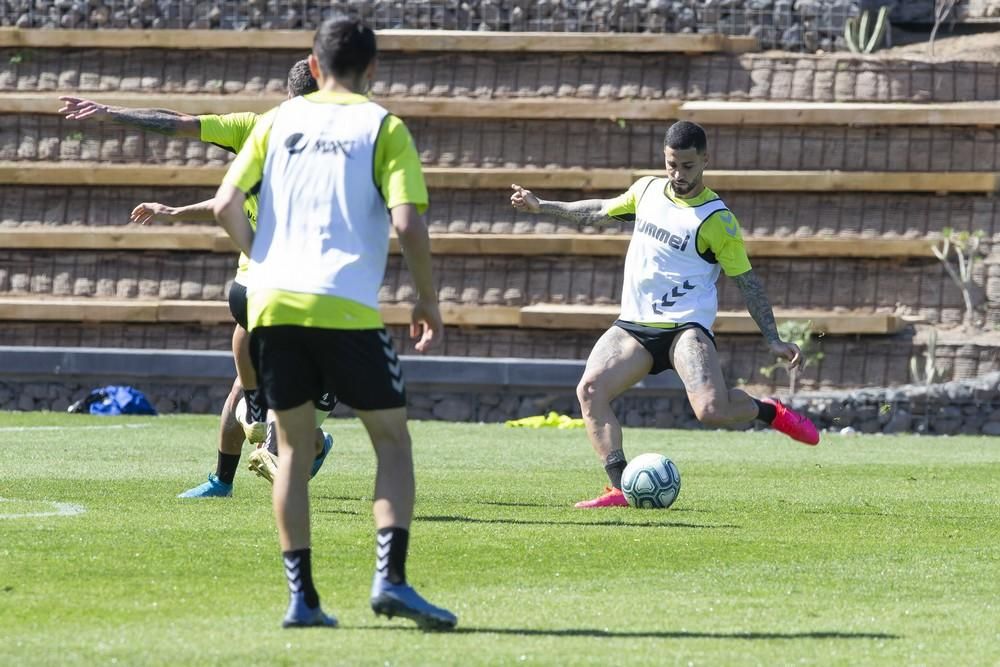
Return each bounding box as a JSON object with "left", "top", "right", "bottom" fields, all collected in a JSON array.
[
  {"left": 353, "top": 626, "right": 899, "bottom": 640},
  {"left": 480, "top": 500, "right": 709, "bottom": 513},
  {"left": 314, "top": 507, "right": 363, "bottom": 516},
  {"left": 417, "top": 514, "right": 737, "bottom": 529},
  {"left": 312, "top": 504, "right": 735, "bottom": 529}
]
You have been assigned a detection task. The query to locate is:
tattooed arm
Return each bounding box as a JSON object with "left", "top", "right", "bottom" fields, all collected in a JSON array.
[
  {"left": 58, "top": 96, "right": 201, "bottom": 138},
  {"left": 732, "top": 270, "right": 802, "bottom": 368},
  {"left": 510, "top": 184, "right": 617, "bottom": 226}
]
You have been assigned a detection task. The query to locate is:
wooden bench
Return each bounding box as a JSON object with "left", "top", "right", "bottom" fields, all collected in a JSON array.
[
  {"left": 4, "top": 163, "right": 995, "bottom": 193},
  {"left": 0, "top": 297, "right": 906, "bottom": 334},
  {"left": 0, "top": 28, "right": 757, "bottom": 53},
  {"left": 10, "top": 92, "right": 1000, "bottom": 126},
  {"left": 0, "top": 227, "right": 937, "bottom": 258}
]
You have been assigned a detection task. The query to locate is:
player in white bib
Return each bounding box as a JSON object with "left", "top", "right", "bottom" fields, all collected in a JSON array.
[
  {"left": 511, "top": 121, "right": 820, "bottom": 509},
  {"left": 214, "top": 20, "right": 456, "bottom": 629}
]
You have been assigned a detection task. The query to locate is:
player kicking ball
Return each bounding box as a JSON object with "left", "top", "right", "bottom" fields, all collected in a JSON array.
[{"left": 511, "top": 120, "right": 819, "bottom": 509}]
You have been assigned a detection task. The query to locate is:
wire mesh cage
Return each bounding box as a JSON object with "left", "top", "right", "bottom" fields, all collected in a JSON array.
[{"left": 0, "top": 0, "right": 880, "bottom": 51}]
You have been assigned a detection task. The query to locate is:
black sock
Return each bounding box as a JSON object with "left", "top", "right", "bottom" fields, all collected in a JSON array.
[
  {"left": 282, "top": 548, "right": 319, "bottom": 608},
  {"left": 604, "top": 460, "right": 627, "bottom": 489},
  {"left": 215, "top": 451, "right": 240, "bottom": 485},
  {"left": 244, "top": 389, "right": 266, "bottom": 423},
  {"left": 265, "top": 421, "right": 278, "bottom": 456},
  {"left": 754, "top": 399, "right": 777, "bottom": 425},
  {"left": 376, "top": 527, "right": 409, "bottom": 585}
]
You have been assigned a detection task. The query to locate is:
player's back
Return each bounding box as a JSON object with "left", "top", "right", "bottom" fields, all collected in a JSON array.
[{"left": 253, "top": 92, "right": 391, "bottom": 308}]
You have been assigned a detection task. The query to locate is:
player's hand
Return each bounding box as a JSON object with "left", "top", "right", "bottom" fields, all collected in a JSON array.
[
  {"left": 410, "top": 299, "right": 443, "bottom": 353},
  {"left": 58, "top": 96, "right": 112, "bottom": 121},
  {"left": 768, "top": 340, "right": 802, "bottom": 370},
  {"left": 510, "top": 183, "right": 541, "bottom": 213},
  {"left": 130, "top": 202, "right": 176, "bottom": 225}
]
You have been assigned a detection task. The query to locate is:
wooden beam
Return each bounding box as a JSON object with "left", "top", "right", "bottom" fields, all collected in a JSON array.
[
  {"left": 6, "top": 164, "right": 987, "bottom": 193},
  {"left": 0, "top": 228, "right": 936, "bottom": 258},
  {"left": 0, "top": 163, "right": 227, "bottom": 187},
  {"left": 7, "top": 92, "right": 534, "bottom": 117},
  {"left": 380, "top": 303, "right": 522, "bottom": 327},
  {"left": 14, "top": 93, "right": 1000, "bottom": 126},
  {"left": 677, "top": 101, "right": 1000, "bottom": 127},
  {"left": 0, "top": 297, "right": 905, "bottom": 334},
  {"left": 0, "top": 297, "right": 523, "bottom": 327},
  {"left": 519, "top": 304, "right": 906, "bottom": 334},
  {"left": 634, "top": 170, "right": 1000, "bottom": 194},
  {"left": 0, "top": 28, "right": 756, "bottom": 53},
  {"left": 0, "top": 226, "right": 232, "bottom": 252}
]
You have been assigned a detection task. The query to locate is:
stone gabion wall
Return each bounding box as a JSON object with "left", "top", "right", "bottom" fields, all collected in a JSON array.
[
  {"left": 6, "top": 1, "right": 1000, "bottom": 51},
  {"left": 0, "top": 0, "right": 863, "bottom": 51},
  {"left": 789, "top": 371, "right": 1000, "bottom": 436},
  {"left": 4, "top": 372, "right": 1000, "bottom": 436}
]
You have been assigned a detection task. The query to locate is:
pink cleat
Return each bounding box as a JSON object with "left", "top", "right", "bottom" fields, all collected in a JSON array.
[
  {"left": 762, "top": 398, "right": 820, "bottom": 446},
  {"left": 574, "top": 486, "right": 629, "bottom": 509}
]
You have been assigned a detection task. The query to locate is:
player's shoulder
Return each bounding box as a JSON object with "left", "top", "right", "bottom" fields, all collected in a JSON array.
[
  {"left": 701, "top": 203, "right": 742, "bottom": 240},
  {"left": 630, "top": 175, "right": 665, "bottom": 200},
  {"left": 217, "top": 110, "right": 260, "bottom": 127}
]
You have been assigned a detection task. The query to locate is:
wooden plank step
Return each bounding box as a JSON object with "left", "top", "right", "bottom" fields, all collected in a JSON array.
[
  {"left": 678, "top": 101, "right": 1000, "bottom": 127},
  {"left": 0, "top": 297, "right": 906, "bottom": 334},
  {"left": 0, "top": 227, "right": 936, "bottom": 258},
  {"left": 4, "top": 164, "right": 994, "bottom": 193},
  {"left": 519, "top": 304, "right": 906, "bottom": 334},
  {"left": 4, "top": 93, "right": 684, "bottom": 121},
  {"left": 0, "top": 28, "right": 757, "bottom": 53},
  {"left": 10, "top": 93, "right": 1000, "bottom": 126}
]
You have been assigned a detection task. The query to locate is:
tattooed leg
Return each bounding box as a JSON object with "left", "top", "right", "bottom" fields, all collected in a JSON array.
[
  {"left": 670, "top": 328, "right": 757, "bottom": 426},
  {"left": 576, "top": 327, "right": 653, "bottom": 461}
]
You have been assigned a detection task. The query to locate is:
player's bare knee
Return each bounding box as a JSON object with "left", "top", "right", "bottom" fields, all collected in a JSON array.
[{"left": 576, "top": 376, "right": 605, "bottom": 410}]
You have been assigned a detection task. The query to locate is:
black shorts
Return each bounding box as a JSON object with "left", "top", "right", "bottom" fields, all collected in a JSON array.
[
  {"left": 614, "top": 320, "right": 716, "bottom": 375},
  {"left": 250, "top": 325, "right": 406, "bottom": 412},
  {"left": 228, "top": 281, "right": 248, "bottom": 330}
]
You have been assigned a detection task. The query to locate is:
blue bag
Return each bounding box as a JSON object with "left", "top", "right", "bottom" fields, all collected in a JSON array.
[{"left": 69, "top": 385, "right": 158, "bottom": 416}]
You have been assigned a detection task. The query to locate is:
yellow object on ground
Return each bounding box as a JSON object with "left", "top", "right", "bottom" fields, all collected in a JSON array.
[{"left": 505, "top": 412, "right": 585, "bottom": 429}]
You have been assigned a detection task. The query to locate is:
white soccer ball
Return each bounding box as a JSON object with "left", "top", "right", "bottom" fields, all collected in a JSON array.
[{"left": 621, "top": 453, "right": 681, "bottom": 509}]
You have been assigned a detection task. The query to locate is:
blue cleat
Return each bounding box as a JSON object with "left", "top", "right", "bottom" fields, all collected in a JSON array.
[
  {"left": 282, "top": 592, "right": 338, "bottom": 629},
  {"left": 310, "top": 432, "right": 333, "bottom": 479},
  {"left": 177, "top": 473, "right": 232, "bottom": 498},
  {"left": 370, "top": 576, "right": 457, "bottom": 631}
]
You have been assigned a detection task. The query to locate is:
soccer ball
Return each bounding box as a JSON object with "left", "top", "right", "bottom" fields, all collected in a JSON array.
[{"left": 621, "top": 453, "right": 681, "bottom": 509}]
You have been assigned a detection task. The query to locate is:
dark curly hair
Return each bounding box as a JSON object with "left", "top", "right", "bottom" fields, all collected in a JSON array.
[
  {"left": 663, "top": 121, "right": 707, "bottom": 153},
  {"left": 286, "top": 58, "right": 318, "bottom": 97}
]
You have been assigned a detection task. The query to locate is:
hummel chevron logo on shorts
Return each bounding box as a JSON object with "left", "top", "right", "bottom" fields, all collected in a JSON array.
[{"left": 378, "top": 331, "right": 405, "bottom": 394}]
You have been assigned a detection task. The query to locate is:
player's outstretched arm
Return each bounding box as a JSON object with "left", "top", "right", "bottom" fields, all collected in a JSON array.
[
  {"left": 392, "top": 203, "right": 443, "bottom": 354},
  {"left": 510, "top": 184, "right": 616, "bottom": 226},
  {"left": 130, "top": 199, "right": 216, "bottom": 225},
  {"left": 58, "top": 96, "right": 201, "bottom": 138},
  {"left": 732, "top": 269, "right": 802, "bottom": 369},
  {"left": 213, "top": 183, "right": 253, "bottom": 256}
]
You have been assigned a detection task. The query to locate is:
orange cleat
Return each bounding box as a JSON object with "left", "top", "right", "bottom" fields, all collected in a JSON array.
[
  {"left": 762, "top": 398, "right": 820, "bottom": 446},
  {"left": 574, "top": 486, "right": 629, "bottom": 509}
]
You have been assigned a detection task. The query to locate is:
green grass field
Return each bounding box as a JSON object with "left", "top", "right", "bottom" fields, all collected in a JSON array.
[{"left": 2, "top": 412, "right": 998, "bottom": 666}]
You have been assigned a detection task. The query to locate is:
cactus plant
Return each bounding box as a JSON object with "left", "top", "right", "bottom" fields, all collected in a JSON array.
[{"left": 844, "top": 6, "right": 889, "bottom": 54}]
